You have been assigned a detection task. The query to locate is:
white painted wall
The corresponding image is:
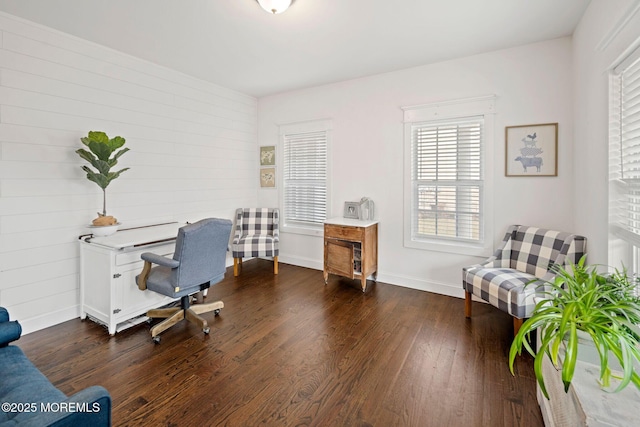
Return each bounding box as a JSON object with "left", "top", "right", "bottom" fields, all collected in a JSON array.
[
  {"left": 258, "top": 38, "right": 576, "bottom": 297},
  {"left": 0, "top": 12, "right": 258, "bottom": 333},
  {"left": 5, "top": 0, "right": 633, "bottom": 334},
  {"left": 572, "top": 0, "right": 640, "bottom": 267}
]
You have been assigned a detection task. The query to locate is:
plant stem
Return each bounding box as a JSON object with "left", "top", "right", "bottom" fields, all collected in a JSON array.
[{"left": 102, "top": 189, "right": 107, "bottom": 216}]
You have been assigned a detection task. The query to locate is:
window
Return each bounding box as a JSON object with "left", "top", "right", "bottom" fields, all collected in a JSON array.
[
  {"left": 280, "top": 119, "right": 331, "bottom": 234},
  {"left": 403, "top": 96, "right": 494, "bottom": 255},
  {"left": 411, "top": 118, "right": 483, "bottom": 242},
  {"left": 609, "top": 45, "right": 640, "bottom": 272}
]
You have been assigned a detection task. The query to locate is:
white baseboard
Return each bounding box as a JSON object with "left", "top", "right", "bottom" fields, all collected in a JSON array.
[
  {"left": 279, "top": 254, "right": 323, "bottom": 271},
  {"left": 20, "top": 305, "right": 79, "bottom": 335},
  {"left": 375, "top": 272, "right": 464, "bottom": 298},
  {"left": 280, "top": 254, "right": 466, "bottom": 299}
]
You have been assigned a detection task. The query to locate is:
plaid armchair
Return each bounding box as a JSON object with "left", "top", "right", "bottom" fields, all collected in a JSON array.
[
  {"left": 463, "top": 225, "right": 587, "bottom": 335},
  {"left": 232, "top": 208, "right": 279, "bottom": 276}
]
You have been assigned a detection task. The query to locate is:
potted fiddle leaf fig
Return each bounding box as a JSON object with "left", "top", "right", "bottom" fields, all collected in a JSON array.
[
  {"left": 76, "top": 131, "right": 129, "bottom": 230},
  {"left": 509, "top": 256, "right": 640, "bottom": 399}
]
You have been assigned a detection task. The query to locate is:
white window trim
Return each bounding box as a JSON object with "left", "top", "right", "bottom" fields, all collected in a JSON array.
[
  {"left": 608, "top": 42, "right": 640, "bottom": 271},
  {"left": 402, "top": 95, "right": 495, "bottom": 256},
  {"left": 278, "top": 118, "right": 332, "bottom": 237}
]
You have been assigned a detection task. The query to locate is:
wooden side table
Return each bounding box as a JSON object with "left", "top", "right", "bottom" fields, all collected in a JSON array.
[{"left": 323, "top": 218, "right": 378, "bottom": 292}]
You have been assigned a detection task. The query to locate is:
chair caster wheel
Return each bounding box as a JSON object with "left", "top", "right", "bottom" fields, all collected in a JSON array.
[
  {"left": 203, "top": 327, "right": 210, "bottom": 335},
  {"left": 152, "top": 336, "right": 161, "bottom": 344},
  {"left": 214, "top": 309, "right": 221, "bottom": 316}
]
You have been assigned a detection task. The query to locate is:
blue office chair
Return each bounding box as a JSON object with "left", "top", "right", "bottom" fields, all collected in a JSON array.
[{"left": 136, "top": 218, "right": 232, "bottom": 343}]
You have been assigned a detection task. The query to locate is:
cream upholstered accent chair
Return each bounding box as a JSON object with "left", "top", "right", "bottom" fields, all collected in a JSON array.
[
  {"left": 463, "top": 225, "right": 587, "bottom": 335},
  {"left": 136, "top": 218, "right": 232, "bottom": 343},
  {"left": 231, "top": 208, "right": 279, "bottom": 276}
]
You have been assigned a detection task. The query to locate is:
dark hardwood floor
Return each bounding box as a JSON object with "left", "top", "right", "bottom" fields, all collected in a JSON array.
[{"left": 17, "top": 260, "right": 543, "bottom": 426}]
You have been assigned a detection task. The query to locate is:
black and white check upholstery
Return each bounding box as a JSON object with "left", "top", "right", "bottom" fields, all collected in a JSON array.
[
  {"left": 231, "top": 208, "right": 279, "bottom": 276},
  {"left": 463, "top": 225, "right": 587, "bottom": 332}
]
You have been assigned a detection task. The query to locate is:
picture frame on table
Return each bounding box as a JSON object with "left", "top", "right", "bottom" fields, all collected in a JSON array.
[{"left": 343, "top": 201, "right": 360, "bottom": 219}]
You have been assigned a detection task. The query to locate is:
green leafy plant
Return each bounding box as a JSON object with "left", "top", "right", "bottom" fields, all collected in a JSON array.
[
  {"left": 509, "top": 256, "right": 640, "bottom": 399},
  {"left": 76, "top": 131, "right": 129, "bottom": 220}
]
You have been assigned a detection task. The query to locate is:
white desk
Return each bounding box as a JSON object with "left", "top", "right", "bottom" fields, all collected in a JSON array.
[{"left": 79, "top": 223, "right": 183, "bottom": 335}]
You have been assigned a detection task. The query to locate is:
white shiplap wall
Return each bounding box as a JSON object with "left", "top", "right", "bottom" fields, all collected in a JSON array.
[{"left": 0, "top": 12, "right": 258, "bottom": 333}]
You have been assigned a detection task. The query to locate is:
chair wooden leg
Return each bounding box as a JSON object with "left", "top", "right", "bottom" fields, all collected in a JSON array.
[
  {"left": 147, "top": 307, "right": 181, "bottom": 319},
  {"left": 185, "top": 309, "right": 207, "bottom": 331},
  {"left": 464, "top": 291, "right": 472, "bottom": 318},
  {"left": 513, "top": 317, "right": 524, "bottom": 336},
  {"left": 274, "top": 256, "right": 278, "bottom": 275},
  {"left": 150, "top": 310, "right": 185, "bottom": 338},
  {"left": 190, "top": 300, "right": 224, "bottom": 315},
  {"left": 234, "top": 258, "right": 239, "bottom": 276}
]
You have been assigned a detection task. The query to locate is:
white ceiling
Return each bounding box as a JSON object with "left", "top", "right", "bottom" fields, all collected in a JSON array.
[{"left": 0, "top": 0, "right": 591, "bottom": 98}]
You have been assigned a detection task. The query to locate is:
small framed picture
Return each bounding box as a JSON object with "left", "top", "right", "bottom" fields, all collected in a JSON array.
[
  {"left": 343, "top": 201, "right": 360, "bottom": 219},
  {"left": 260, "top": 146, "right": 276, "bottom": 166},
  {"left": 260, "top": 167, "right": 276, "bottom": 188},
  {"left": 505, "top": 123, "right": 558, "bottom": 177}
]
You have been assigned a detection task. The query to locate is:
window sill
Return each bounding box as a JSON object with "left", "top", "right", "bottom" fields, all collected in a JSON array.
[
  {"left": 404, "top": 237, "right": 491, "bottom": 257},
  {"left": 281, "top": 224, "right": 324, "bottom": 237}
]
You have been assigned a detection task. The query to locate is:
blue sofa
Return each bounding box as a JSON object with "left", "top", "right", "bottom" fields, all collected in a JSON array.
[{"left": 0, "top": 307, "right": 111, "bottom": 426}]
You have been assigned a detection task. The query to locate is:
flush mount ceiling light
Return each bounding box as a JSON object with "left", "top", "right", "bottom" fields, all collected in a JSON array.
[{"left": 256, "top": 0, "right": 294, "bottom": 14}]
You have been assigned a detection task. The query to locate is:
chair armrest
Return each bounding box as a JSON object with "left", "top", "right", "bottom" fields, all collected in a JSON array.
[
  {"left": 272, "top": 209, "right": 279, "bottom": 241},
  {"left": 0, "top": 307, "right": 9, "bottom": 323},
  {"left": 17, "top": 386, "right": 111, "bottom": 427},
  {"left": 479, "top": 256, "right": 506, "bottom": 268},
  {"left": 141, "top": 252, "right": 180, "bottom": 268},
  {"left": 232, "top": 208, "right": 243, "bottom": 244},
  {"left": 137, "top": 253, "right": 179, "bottom": 291},
  {"left": 477, "top": 225, "right": 519, "bottom": 268},
  {"left": 0, "top": 321, "right": 21, "bottom": 347}
]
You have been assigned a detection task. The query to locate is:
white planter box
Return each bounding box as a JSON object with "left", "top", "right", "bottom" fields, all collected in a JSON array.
[{"left": 537, "top": 332, "right": 640, "bottom": 426}]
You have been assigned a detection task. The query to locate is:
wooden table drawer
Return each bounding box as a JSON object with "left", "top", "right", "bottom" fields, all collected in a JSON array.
[{"left": 324, "top": 224, "right": 363, "bottom": 241}]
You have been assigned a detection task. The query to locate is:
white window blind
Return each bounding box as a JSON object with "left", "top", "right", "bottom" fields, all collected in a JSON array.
[
  {"left": 411, "top": 117, "right": 483, "bottom": 242},
  {"left": 282, "top": 130, "right": 328, "bottom": 228},
  {"left": 610, "top": 47, "right": 640, "bottom": 246}
]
